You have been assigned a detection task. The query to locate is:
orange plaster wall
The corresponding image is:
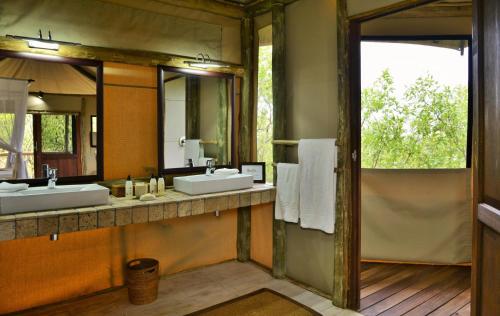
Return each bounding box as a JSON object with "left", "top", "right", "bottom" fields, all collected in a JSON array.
[
  {"left": 0, "top": 211, "right": 237, "bottom": 314},
  {"left": 250, "top": 203, "right": 273, "bottom": 268},
  {"left": 0, "top": 61, "right": 275, "bottom": 314},
  {"left": 103, "top": 62, "right": 158, "bottom": 180}
]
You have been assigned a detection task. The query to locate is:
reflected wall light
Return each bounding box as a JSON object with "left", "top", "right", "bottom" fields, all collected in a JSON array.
[
  {"left": 184, "top": 53, "right": 229, "bottom": 69},
  {"left": 6, "top": 29, "right": 80, "bottom": 51}
]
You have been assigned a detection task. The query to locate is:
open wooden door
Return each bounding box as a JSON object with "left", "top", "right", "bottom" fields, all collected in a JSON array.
[{"left": 472, "top": 0, "right": 500, "bottom": 315}]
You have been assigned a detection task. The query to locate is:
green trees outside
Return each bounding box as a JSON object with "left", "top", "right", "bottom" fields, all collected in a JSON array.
[
  {"left": 41, "top": 114, "right": 73, "bottom": 153},
  {"left": 362, "top": 69, "right": 468, "bottom": 169},
  {"left": 256, "top": 45, "right": 274, "bottom": 183}
]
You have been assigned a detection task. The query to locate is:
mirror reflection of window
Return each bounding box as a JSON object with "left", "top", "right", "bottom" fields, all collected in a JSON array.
[
  {"left": 0, "top": 56, "right": 99, "bottom": 180},
  {"left": 162, "top": 71, "right": 232, "bottom": 170}
]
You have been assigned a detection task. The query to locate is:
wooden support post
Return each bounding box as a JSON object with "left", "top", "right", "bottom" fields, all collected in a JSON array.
[
  {"left": 217, "top": 78, "right": 229, "bottom": 164},
  {"left": 333, "top": 0, "right": 360, "bottom": 309},
  {"left": 237, "top": 206, "right": 251, "bottom": 261},
  {"left": 239, "top": 16, "right": 254, "bottom": 163},
  {"left": 237, "top": 16, "right": 255, "bottom": 263},
  {"left": 272, "top": 2, "right": 287, "bottom": 279}
]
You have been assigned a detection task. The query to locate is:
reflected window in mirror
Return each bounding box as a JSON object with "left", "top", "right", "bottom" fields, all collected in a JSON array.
[
  {"left": 158, "top": 67, "right": 235, "bottom": 174},
  {"left": 0, "top": 53, "right": 103, "bottom": 182}
]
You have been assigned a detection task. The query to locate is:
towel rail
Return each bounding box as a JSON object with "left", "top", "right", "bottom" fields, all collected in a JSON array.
[
  {"left": 200, "top": 140, "right": 218, "bottom": 145},
  {"left": 272, "top": 140, "right": 299, "bottom": 145},
  {"left": 273, "top": 162, "right": 339, "bottom": 173},
  {"left": 272, "top": 139, "right": 342, "bottom": 147}
]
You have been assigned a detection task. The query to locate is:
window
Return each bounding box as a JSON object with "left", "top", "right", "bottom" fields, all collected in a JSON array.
[
  {"left": 41, "top": 114, "right": 75, "bottom": 153},
  {"left": 361, "top": 37, "right": 471, "bottom": 169},
  {"left": 256, "top": 45, "right": 273, "bottom": 183}
]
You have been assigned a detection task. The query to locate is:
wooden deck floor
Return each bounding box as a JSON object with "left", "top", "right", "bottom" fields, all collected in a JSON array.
[
  {"left": 360, "top": 262, "right": 471, "bottom": 316},
  {"left": 15, "top": 261, "right": 360, "bottom": 316}
]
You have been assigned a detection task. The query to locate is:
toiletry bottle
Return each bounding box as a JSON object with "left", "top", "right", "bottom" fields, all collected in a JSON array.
[
  {"left": 149, "top": 174, "right": 157, "bottom": 194},
  {"left": 125, "top": 175, "right": 133, "bottom": 199},
  {"left": 157, "top": 176, "right": 165, "bottom": 196}
]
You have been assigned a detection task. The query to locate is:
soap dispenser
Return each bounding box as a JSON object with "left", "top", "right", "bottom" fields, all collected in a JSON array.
[
  {"left": 149, "top": 174, "right": 157, "bottom": 194},
  {"left": 157, "top": 176, "right": 165, "bottom": 196},
  {"left": 125, "top": 175, "right": 133, "bottom": 199}
]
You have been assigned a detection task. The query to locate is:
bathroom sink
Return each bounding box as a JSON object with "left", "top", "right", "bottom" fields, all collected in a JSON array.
[
  {"left": 174, "top": 174, "right": 254, "bottom": 195},
  {"left": 0, "top": 184, "right": 110, "bottom": 214}
]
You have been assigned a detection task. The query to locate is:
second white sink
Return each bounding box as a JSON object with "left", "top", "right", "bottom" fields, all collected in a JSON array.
[{"left": 174, "top": 174, "right": 254, "bottom": 195}]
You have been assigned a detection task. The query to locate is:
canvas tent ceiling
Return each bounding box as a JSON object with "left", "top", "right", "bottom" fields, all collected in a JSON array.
[{"left": 0, "top": 58, "right": 96, "bottom": 95}]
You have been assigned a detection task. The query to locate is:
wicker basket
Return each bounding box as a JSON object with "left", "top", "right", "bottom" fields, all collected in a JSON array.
[{"left": 126, "top": 258, "right": 159, "bottom": 305}]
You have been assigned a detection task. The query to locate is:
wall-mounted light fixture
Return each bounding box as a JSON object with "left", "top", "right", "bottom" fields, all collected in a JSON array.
[
  {"left": 37, "top": 91, "right": 44, "bottom": 99},
  {"left": 184, "top": 53, "right": 228, "bottom": 69},
  {"left": 6, "top": 30, "right": 80, "bottom": 51}
]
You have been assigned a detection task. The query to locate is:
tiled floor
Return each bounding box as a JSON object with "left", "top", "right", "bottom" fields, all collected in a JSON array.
[{"left": 18, "top": 261, "right": 361, "bottom": 316}]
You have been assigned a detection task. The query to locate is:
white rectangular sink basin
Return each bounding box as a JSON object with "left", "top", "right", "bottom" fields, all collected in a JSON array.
[
  {"left": 174, "top": 174, "right": 254, "bottom": 195},
  {"left": 0, "top": 184, "right": 110, "bottom": 214}
]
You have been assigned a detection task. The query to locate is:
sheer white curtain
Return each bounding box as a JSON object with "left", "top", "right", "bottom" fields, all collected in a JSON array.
[{"left": 0, "top": 78, "right": 28, "bottom": 179}]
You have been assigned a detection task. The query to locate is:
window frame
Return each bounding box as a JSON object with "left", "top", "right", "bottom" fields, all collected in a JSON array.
[{"left": 360, "top": 34, "right": 473, "bottom": 169}]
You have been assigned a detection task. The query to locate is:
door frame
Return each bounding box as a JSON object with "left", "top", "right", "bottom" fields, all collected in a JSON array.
[{"left": 338, "top": 0, "right": 466, "bottom": 310}]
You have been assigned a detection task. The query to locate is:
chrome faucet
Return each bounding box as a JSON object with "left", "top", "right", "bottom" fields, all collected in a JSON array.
[
  {"left": 206, "top": 159, "right": 215, "bottom": 175},
  {"left": 48, "top": 168, "right": 58, "bottom": 189}
]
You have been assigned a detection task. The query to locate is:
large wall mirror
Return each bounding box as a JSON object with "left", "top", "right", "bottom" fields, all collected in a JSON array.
[
  {"left": 0, "top": 51, "right": 103, "bottom": 184},
  {"left": 157, "top": 66, "right": 235, "bottom": 174}
]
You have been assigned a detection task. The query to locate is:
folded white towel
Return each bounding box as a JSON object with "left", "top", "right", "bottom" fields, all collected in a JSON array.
[
  {"left": 214, "top": 168, "right": 239, "bottom": 176},
  {"left": 275, "top": 163, "right": 300, "bottom": 223},
  {"left": 0, "top": 182, "right": 29, "bottom": 192},
  {"left": 298, "top": 139, "right": 337, "bottom": 234}
]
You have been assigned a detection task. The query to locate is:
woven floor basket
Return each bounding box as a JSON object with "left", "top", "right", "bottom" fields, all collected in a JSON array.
[{"left": 126, "top": 258, "right": 160, "bottom": 305}]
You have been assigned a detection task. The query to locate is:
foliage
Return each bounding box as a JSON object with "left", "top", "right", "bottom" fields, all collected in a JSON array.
[
  {"left": 256, "top": 45, "right": 274, "bottom": 183},
  {"left": 362, "top": 69, "right": 468, "bottom": 169},
  {"left": 41, "top": 114, "right": 73, "bottom": 153}
]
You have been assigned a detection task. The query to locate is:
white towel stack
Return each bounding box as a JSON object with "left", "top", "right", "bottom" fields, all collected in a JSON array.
[
  {"left": 214, "top": 168, "right": 239, "bottom": 176},
  {"left": 274, "top": 139, "right": 337, "bottom": 234}
]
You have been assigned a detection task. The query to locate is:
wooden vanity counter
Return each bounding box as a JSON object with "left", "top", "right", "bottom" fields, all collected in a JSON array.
[{"left": 0, "top": 184, "right": 275, "bottom": 241}]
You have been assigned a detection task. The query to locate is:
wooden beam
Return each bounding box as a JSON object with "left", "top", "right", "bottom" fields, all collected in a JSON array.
[
  {"left": 387, "top": 3, "right": 472, "bottom": 18},
  {"left": 237, "top": 206, "right": 251, "bottom": 261},
  {"left": 70, "top": 65, "right": 96, "bottom": 82},
  {"left": 99, "top": 0, "right": 245, "bottom": 19},
  {"left": 0, "top": 37, "right": 244, "bottom": 76},
  {"left": 246, "top": 0, "right": 298, "bottom": 17},
  {"left": 271, "top": 2, "right": 286, "bottom": 279},
  {"left": 348, "top": 0, "right": 439, "bottom": 22}
]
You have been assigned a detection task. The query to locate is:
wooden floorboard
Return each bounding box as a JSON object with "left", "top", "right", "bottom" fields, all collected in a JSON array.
[
  {"left": 360, "top": 263, "right": 471, "bottom": 316},
  {"left": 14, "top": 261, "right": 361, "bottom": 316}
]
